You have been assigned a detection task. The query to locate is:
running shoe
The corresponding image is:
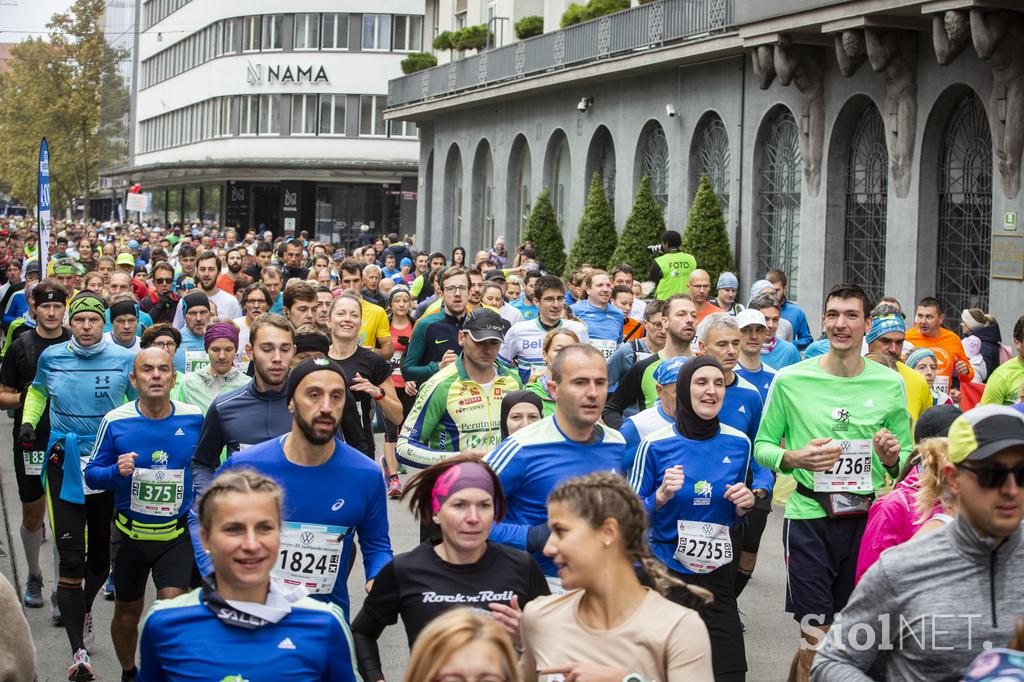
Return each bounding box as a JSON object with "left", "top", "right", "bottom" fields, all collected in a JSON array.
[
  {"left": 387, "top": 475, "right": 402, "bottom": 499},
  {"left": 23, "top": 574, "right": 44, "bottom": 608},
  {"left": 397, "top": 462, "right": 408, "bottom": 474},
  {"left": 83, "top": 611, "right": 95, "bottom": 651},
  {"left": 102, "top": 572, "right": 115, "bottom": 600},
  {"left": 67, "top": 649, "right": 95, "bottom": 681},
  {"left": 51, "top": 590, "right": 63, "bottom": 625}
]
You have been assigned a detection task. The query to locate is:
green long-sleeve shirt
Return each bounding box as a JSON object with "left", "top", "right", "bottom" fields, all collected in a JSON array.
[{"left": 754, "top": 357, "right": 913, "bottom": 520}]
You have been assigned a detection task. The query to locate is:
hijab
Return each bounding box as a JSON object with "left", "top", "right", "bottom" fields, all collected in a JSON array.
[
  {"left": 500, "top": 390, "right": 545, "bottom": 440},
  {"left": 674, "top": 355, "right": 725, "bottom": 441}
]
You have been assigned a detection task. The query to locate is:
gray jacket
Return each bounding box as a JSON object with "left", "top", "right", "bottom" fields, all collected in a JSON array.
[{"left": 811, "top": 514, "right": 1024, "bottom": 682}]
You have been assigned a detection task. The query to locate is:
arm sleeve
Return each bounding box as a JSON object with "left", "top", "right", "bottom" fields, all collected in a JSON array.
[
  {"left": 746, "top": 398, "right": 774, "bottom": 493},
  {"left": 136, "top": 617, "right": 169, "bottom": 682},
  {"left": 83, "top": 416, "right": 120, "bottom": 491},
  {"left": 191, "top": 401, "right": 226, "bottom": 490},
  {"left": 606, "top": 343, "right": 632, "bottom": 390},
  {"left": 810, "top": 562, "right": 896, "bottom": 682},
  {"left": 350, "top": 562, "right": 400, "bottom": 682},
  {"left": 171, "top": 298, "right": 185, "bottom": 329},
  {"left": 400, "top": 319, "right": 438, "bottom": 384},
  {"left": 854, "top": 499, "right": 905, "bottom": 584},
  {"left": 396, "top": 378, "right": 449, "bottom": 467},
  {"left": 665, "top": 612, "right": 715, "bottom": 682},
  {"left": 793, "top": 310, "right": 813, "bottom": 350},
  {"left": 518, "top": 608, "right": 540, "bottom": 682},
  {"left": 21, "top": 384, "right": 48, "bottom": 428},
  {"left": 2, "top": 295, "right": 27, "bottom": 329},
  {"left": 373, "top": 309, "right": 391, "bottom": 344},
  {"left": 483, "top": 440, "right": 530, "bottom": 549},
  {"left": 325, "top": 606, "right": 362, "bottom": 682},
  {"left": 627, "top": 439, "right": 657, "bottom": 514},
  {"left": 953, "top": 339, "right": 975, "bottom": 382},
  {"left": 357, "top": 478, "right": 393, "bottom": 582},
  {"left": 339, "top": 390, "right": 370, "bottom": 455},
  {"left": 648, "top": 262, "right": 663, "bottom": 287},
  {"left": 753, "top": 381, "right": 788, "bottom": 473},
  {"left": 602, "top": 360, "right": 644, "bottom": 429},
  {"left": 619, "top": 419, "right": 641, "bottom": 475}
]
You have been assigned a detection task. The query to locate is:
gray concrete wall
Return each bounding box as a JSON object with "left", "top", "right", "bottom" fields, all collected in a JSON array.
[{"left": 415, "top": 41, "right": 1023, "bottom": 340}]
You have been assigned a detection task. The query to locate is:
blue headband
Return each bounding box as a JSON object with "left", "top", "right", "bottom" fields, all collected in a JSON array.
[{"left": 866, "top": 313, "right": 906, "bottom": 344}]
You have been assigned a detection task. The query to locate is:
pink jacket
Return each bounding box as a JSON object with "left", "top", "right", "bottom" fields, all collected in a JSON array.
[{"left": 855, "top": 468, "right": 940, "bottom": 584}]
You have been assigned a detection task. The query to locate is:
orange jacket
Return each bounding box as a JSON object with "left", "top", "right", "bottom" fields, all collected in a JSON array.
[{"left": 905, "top": 326, "right": 974, "bottom": 390}]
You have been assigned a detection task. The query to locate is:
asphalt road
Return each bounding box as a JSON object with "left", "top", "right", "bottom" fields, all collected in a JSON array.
[{"left": 0, "top": 418, "right": 798, "bottom": 681}]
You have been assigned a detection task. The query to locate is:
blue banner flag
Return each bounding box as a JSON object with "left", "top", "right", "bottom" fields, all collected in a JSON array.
[{"left": 38, "top": 137, "right": 51, "bottom": 275}]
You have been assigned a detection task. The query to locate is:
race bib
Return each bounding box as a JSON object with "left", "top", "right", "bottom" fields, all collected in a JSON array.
[
  {"left": 933, "top": 375, "right": 949, "bottom": 394},
  {"left": 390, "top": 350, "right": 403, "bottom": 376},
  {"left": 81, "top": 456, "right": 102, "bottom": 496},
  {"left": 814, "top": 439, "right": 872, "bottom": 492},
  {"left": 23, "top": 450, "right": 45, "bottom": 476},
  {"left": 184, "top": 351, "right": 210, "bottom": 373},
  {"left": 674, "top": 520, "right": 733, "bottom": 573},
  {"left": 130, "top": 468, "right": 185, "bottom": 516},
  {"left": 274, "top": 521, "right": 348, "bottom": 595},
  {"left": 591, "top": 338, "right": 618, "bottom": 360}
]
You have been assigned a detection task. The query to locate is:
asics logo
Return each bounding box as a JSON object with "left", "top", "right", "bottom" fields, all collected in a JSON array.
[{"left": 331, "top": 499, "right": 345, "bottom": 511}]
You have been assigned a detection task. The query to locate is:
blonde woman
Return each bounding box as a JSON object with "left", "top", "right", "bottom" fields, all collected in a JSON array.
[
  {"left": 913, "top": 438, "right": 958, "bottom": 536},
  {"left": 404, "top": 608, "right": 522, "bottom": 682},
  {"left": 521, "top": 472, "right": 713, "bottom": 682},
  {"left": 523, "top": 328, "right": 579, "bottom": 415}
]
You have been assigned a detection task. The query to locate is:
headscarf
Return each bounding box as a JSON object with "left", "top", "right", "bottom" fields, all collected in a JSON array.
[
  {"left": 674, "top": 355, "right": 725, "bottom": 441},
  {"left": 500, "top": 390, "right": 544, "bottom": 440}
]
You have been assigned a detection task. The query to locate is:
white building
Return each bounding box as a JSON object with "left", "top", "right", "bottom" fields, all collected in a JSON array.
[{"left": 100, "top": 0, "right": 425, "bottom": 244}]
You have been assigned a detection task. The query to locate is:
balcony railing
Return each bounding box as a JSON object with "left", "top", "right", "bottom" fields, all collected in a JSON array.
[{"left": 387, "top": 0, "right": 735, "bottom": 109}]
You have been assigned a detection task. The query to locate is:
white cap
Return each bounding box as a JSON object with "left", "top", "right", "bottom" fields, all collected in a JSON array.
[{"left": 736, "top": 308, "right": 767, "bottom": 329}]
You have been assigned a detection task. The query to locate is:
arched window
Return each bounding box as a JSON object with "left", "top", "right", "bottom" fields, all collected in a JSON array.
[
  {"left": 586, "top": 126, "right": 616, "bottom": 218},
  {"left": 444, "top": 146, "right": 463, "bottom": 245},
  {"left": 552, "top": 136, "right": 571, "bottom": 230},
  {"left": 640, "top": 122, "right": 669, "bottom": 211},
  {"left": 757, "top": 109, "right": 802, "bottom": 299},
  {"left": 843, "top": 104, "right": 888, "bottom": 304},
  {"left": 937, "top": 91, "right": 992, "bottom": 319},
  {"left": 472, "top": 142, "right": 494, "bottom": 249},
  {"left": 507, "top": 136, "right": 532, "bottom": 245},
  {"left": 693, "top": 114, "right": 731, "bottom": 216}
]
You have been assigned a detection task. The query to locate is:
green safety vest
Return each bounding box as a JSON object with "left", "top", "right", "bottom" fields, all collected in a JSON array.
[{"left": 654, "top": 251, "right": 696, "bottom": 299}]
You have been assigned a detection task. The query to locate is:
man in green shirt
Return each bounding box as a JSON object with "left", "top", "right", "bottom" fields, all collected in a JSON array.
[
  {"left": 753, "top": 283, "right": 912, "bottom": 682},
  {"left": 981, "top": 314, "right": 1024, "bottom": 406}
]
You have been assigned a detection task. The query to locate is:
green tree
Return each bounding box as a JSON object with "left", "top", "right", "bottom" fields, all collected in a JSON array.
[
  {"left": 521, "top": 189, "right": 566, "bottom": 276},
  {"left": 682, "top": 174, "right": 734, "bottom": 287},
  {"left": 0, "top": 0, "right": 111, "bottom": 218},
  {"left": 567, "top": 172, "right": 617, "bottom": 273},
  {"left": 608, "top": 175, "right": 664, "bottom": 277}
]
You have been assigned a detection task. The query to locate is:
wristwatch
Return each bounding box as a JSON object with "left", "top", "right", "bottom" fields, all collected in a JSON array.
[{"left": 622, "top": 675, "right": 645, "bottom": 682}]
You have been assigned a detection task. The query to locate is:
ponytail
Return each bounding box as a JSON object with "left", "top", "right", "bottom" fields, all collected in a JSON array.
[{"left": 913, "top": 438, "right": 953, "bottom": 523}]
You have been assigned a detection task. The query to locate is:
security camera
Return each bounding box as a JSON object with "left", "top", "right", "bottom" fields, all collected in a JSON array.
[
  {"left": 577, "top": 97, "right": 593, "bottom": 112},
  {"left": 666, "top": 104, "right": 677, "bottom": 118}
]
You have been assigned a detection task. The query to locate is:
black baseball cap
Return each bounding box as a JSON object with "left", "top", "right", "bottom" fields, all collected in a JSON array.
[
  {"left": 484, "top": 269, "right": 507, "bottom": 282},
  {"left": 463, "top": 308, "right": 509, "bottom": 342}
]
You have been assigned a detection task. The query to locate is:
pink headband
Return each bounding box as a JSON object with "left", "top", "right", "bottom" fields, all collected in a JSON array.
[
  {"left": 431, "top": 461, "right": 496, "bottom": 514},
  {"left": 204, "top": 321, "right": 240, "bottom": 351}
]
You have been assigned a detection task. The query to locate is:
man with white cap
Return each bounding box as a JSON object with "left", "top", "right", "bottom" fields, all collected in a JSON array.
[{"left": 734, "top": 308, "right": 777, "bottom": 404}]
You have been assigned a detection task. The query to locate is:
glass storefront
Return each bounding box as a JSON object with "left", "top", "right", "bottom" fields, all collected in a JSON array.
[
  {"left": 315, "top": 183, "right": 401, "bottom": 246},
  {"left": 183, "top": 186, "right": 201, "bottom": 221},
  {"left": 201, "top": 184, "right": 221, "bottom": 224}
]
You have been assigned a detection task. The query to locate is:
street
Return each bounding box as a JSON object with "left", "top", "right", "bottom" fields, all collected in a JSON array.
[{"left": 0, "top": 416, "right": 798, "bottom": 681}]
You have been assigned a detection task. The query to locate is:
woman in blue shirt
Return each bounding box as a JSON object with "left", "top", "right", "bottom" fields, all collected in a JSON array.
[{"left": 630, "top": 355, "right": 755, "bottom": 682}]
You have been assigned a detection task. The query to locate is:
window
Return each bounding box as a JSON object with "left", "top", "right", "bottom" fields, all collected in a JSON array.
[
  {"left": 220, "top": 18, "right": 235, "bottom": 54},
  {"left": 694, "top": 114, "right": 731, "bottom": 216},
  {"left": 219, "top": 96, "right": 233, "bottom": 136},
  {"left": 390, "top": 120, "right": 418, "bottom": 138},
  {"left": 757, "top": 109, "right": 802, "bottom": 300},
  {"left": 291, "top": 94, "right": 318, "bottom": 135},
  {"left": 262, "top": 15, "right": 282, "bottom": 50},
  {"left": 362, "top": 14, "right": 392, "bottom": 51},
  {"left": 319, "top": 95, "right": 346, "bottom": 135},
  {"left": 243, "top": 16, "right": 260, "bottom": 52},
  {"left": 241, "top": 95, "right": 259, "bottom": 135},
  {"left": 843, "top": 104, "right": 888, "bottom": 304},
  {"left": 258, "top": 94, "right": 280, "bottom": 134},
  {"left": 359, "top": 95, "right": 387, "bottom": 136},
  {"left": 393, "top": 16, "right": 423, "bottom": 52},
  {"left": 322, "top": 13, "right": 349, "bottom": 49},
  {"left": 294, "top": 13, "right": 319, "bottom": 50},
  {"left": 640, "top": 122, "right": 669, "bottom": 211}
]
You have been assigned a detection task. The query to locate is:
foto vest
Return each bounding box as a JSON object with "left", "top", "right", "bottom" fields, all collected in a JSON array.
[{"left": 654, "top": 251, "right": 696, "bottom": 299}]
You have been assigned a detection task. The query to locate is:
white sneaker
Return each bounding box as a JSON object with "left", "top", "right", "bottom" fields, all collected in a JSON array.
[
  {"left": 67, "top": 648, "right": 95, "bottom": 681},
  {"left": 82, "top": 612, "right": 95, "bottom": 651}
]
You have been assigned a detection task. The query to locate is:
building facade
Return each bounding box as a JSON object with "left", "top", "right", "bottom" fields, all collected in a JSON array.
[
  {"left": 99, "top": 0, "right": 425, "bottom": 244},
  {"left": 387, "top": 0, "right": 1024, "bottom": 338}
]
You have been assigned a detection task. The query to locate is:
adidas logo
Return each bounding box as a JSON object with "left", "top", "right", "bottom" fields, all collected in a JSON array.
[
  {"left": 722, "top": 456, "right": 731, "bottom": 464},
  {"left": 738, "top": 405, "right": 746, "bottom": 413},
  {"left": 278, "top": 637, "right": 296, "bottom": 650},
  {"left": 174, "top": 428, "right": 185, "bottom": 436}
]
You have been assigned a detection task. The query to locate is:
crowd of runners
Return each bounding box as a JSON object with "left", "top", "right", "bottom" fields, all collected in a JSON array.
[{"left": 0, "top": 217, "right": 1022, "bottom": 682}]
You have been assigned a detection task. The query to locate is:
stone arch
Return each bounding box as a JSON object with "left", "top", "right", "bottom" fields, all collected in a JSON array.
[
  {"left": 584, "top": 125, "right": 616, "bottom": 220},
  {"left": 442, "top": 143, "right": 464, "bottom": 251},
  {"left": 506, "top": 134, "right": 533, "bottom": 247},
  {"left": 543, "top": 129, "right": 572, "bottom": 231},
  {"left": 470, "top": 138, "right": 495, "bottom": 252},
  {"left": 689, "top": 110, "right": 731, "bottom": 219},
  {"left": 634, "top": 119, "right": 670, "bottom": 213},
  {"left": 423, "top": 149, "right": 434, "bottom": 241}
]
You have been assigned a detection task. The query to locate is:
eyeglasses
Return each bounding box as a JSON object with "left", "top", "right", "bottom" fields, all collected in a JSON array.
[
  {"left": 955, "top": 463, "right": 1024, "bottom": 489},
  {"left": 444, "top": 285, "right": 469, "bottom": 294},
  {"left": 154, "top": 277, "right": 173, "bottom": 284},
  {"left": 150, "top": 340, "right": 176, "bottom": 349},
  {"left": 540, "top": 296, "right": 564, "bottom": 304}
]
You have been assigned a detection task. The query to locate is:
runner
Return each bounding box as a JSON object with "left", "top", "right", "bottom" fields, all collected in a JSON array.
[
  {"left": 607, "top": 299, "right": 666, "bottom": 392},
  {"left": 619, "top": 356, "right": 685, "bottom": 473},
  {"left": 570, "top": 269, "right": 623, "bottom": 361},
  {"left": 603, "top": 293, "right": 697, "bottom": 428},
  {"left": 500, "top": 390, "right": 544, "bottom": 439},
  {"left": 404, "top": 610, "right": 519, "bottom": 682},
  {"left": 172, "top": 321, "right": 250, "bottom": 413},
  {"left": 981, "top": 314, "right": 1024, "bottom": 406},
  {"left": 84, "top": 348, "right": 203, "bottom": 682},
  {"left": 138, "top": 261, "right": 178, "bottom": 325},
  {"left": 177, "top": 291, "right": 211, "bottom": 365},
  {"left": 522, "top": 472, "right": 713, "bottom": 680},
  {"left": 630, "top": 356, "right": 755, "bottom": 680},
  {"left": 612, "top": 285, "right": 645, "bottom": 342},
  {"left": 382, "top": 285, "right": 415, "bottom": 495},
  {"left": 812, "top": 406, "right": 1024, "bottom": 681},
  {"left": 611, "top": 264, "right": 647, "bottom": 320},
  {"left": 401, "top": 267, "right": 470, "bottom": 384},
  {"left": 650, "top": 230, "right": 697, "bottom": 300},
  {"left": 217, "top": 357, "right": 392, "bottom": 617},
  {"left": 103, "top": 297, "right": 142, "bottom": 353},
  {"left": 905, "top": 296, "right": 974, "bottom": 395},
  {"left": 765, "top": 269, "right": 812, "bottom": 351},
  {"left": 712, "top": 272, "right": 744, "bottom": 315},
  {"left": 688, "top": 269, "right": 724, "bottom": 324},
  {"left": 499, "top": 275, "right": 588, "bottom": 384},
  {"left": 734, "top": 309, "right": 777, "bottom": 403},
  {"left": 351, "top": 456, "right": 548, "bottom": 680},
  {"left": 747, "top": 293, "right": 802, "bottom": 370},
  {"left": 753, "top": 284, "right": 912, "bottom": 682},
  {"left": 523, "top": 329, "right": 580, "bottom": 417},
  {"left": 865, "top": 306, "right": 933, "bottom": 424},
  {"left": 282, "top": 279, "right": 318, "bottom": 331},
  {"left": 398, "top": 308, "right": 521, "bottom": 467},
  {"left": 18, "top": 291, "right": 136, "bottom": 680},
  {"left": 906, "top": 349, "right": 956, "bottom": 406},
  {"left": 485, "top": 344, "right": 626, "bottom": 581},
  {"left": 137, "top": 469, "right": 360, "bottom": 681},
  {"left": 0, "top": 280, "right": 70, "bottom": 609},
  {"left": 171, "top": 251, "right": 241, "bottom": 327}
]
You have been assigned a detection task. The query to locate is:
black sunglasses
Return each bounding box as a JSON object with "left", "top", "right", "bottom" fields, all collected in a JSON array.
[
  {"left": 956, "top": 463, "right": 1024, "bottom": 489},
  {"left": 154, "top": 277, "right": 173, "bottom": 284}
]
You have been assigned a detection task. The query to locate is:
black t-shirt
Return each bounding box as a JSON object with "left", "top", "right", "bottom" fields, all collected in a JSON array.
[
  {"left": 354, "top": 541, "right": 549, "bottom": 646},
  {"left": 0, "top": 328, "right": 71, "bottom": 443},
  {"left": 331, "top": 346, "right": 390, "bottom": 456}
]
